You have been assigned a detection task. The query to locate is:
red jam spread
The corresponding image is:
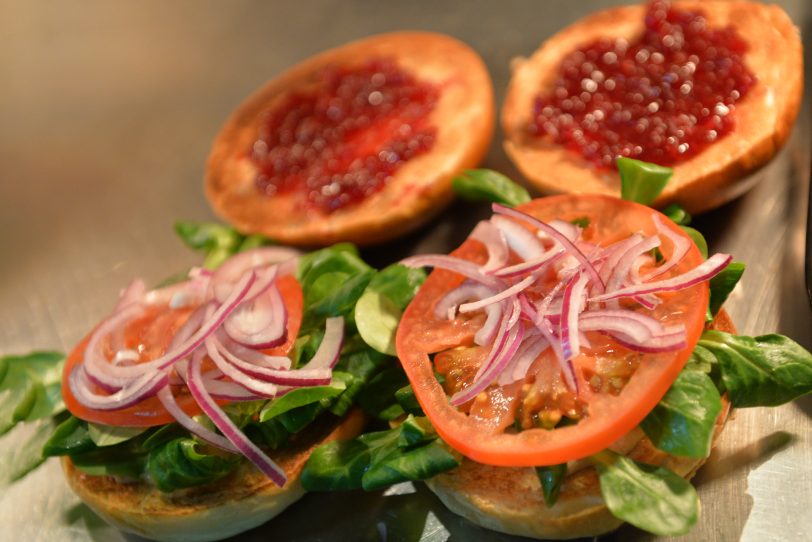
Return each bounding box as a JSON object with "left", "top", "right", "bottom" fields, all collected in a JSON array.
[
  {"left": 251, "top": 58, "right": 438, "bottom": 213},
  {"left": 530, "top": 0, "right": 756, "bottom": 168}
]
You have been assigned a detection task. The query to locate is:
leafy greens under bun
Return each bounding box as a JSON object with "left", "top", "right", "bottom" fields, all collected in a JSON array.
[
  {"left": 424, "top": 312, "right": 734, "bottom": 540},
  {"left": 61, "top": 410, "right": 364, "bottom": 542}
]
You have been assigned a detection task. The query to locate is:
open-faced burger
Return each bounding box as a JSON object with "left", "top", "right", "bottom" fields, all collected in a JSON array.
[
  {"left": 206, "top": 31, "right": 494, "bottom": 246},
  {"left": 41, "top": 231, "right": 424, "bottom": 542},
  {"left": 502, "top": 0, "right": 803, "bottom": 213},
  {"left": 385, "top": 183, "right": 812, "bottom": 538}
]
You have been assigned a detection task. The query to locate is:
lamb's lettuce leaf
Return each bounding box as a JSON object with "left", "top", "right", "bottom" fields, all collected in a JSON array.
[
  {"left": 147, "top": 438, "right": 239, "bottom": 492},
  {"left": 640, "top": 370, "right": 722, "bottom": 458},
  {"left": 535, "top": 463, "right": 567, "bottom": 507},
  {"left": 698, "top": 331, "right": 812, "bottom": 407},
  {"left": 301, "top": 415, "right": 459, "bottom": 492},
  {"left": 88, "top": 423, "right": 148, "bottom": 447},
  {"left": 452, "top": 169, "right": 531, "bottom": 208},
  {"left": 708, "top": 262, "right": 745, "bottom": 317},
  {"left": 617, "top": 158, "right": 672, "bottom": 206},
  {"left": 0, "top": 352, "right": 64, "bottom": 434},
  {"left": 591, "top": 450, "right": 698, "bottom": 536},
  {"left": 355, "top": 264, "right": 426, "bottom": 355}
]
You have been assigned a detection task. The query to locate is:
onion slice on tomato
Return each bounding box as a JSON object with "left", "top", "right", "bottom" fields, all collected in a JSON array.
[
  {"left": 68, "top": 248, "right": 345, "bottom": 488},
  {"left": 405, "top": 205, "right": 729, "bottom": 409},
  {"left": 186, "top": 352, "right": 287, "bottom": 486}
]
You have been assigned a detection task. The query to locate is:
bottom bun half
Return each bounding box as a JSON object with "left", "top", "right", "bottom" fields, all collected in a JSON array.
[
  {"left": 426, "top": 311, "right": 735, "bottom": 540},
  {"left": 62, "top": 409, "right": 365, "bottom": 542}
]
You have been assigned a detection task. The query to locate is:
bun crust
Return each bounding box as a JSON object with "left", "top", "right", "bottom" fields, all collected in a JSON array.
[
  {"left": 502, "top": 1, "right": 803, "bottom": 214},
  {"left": 206, "top": 31, "right": 494, "bottom": 246},
  {"left": 62, "top": 409, "right": 365, "bottom": 542},
  {"left": 426, "top": 311, "right": 736, "bottom": 540}
]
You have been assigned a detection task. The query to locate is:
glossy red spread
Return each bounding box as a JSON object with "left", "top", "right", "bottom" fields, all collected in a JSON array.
[
  {"left": 251, "top": 58, "right": 438, "bottom": 213},
  {"left": 530, "top": 0, "right": 756, "bottom": 168}
]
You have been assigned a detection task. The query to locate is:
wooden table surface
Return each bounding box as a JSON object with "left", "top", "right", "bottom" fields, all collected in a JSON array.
[{"left": 0, "top": 1, "right": 809, "bottom": 541}]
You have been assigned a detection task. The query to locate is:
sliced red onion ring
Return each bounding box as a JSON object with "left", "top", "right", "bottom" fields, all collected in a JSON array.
[
  {"left": 401, "top": 255, "right": 502, "bottom": 289},
  {"left": 490, "top": 215, "right": 546, "bottom": 261},
  {"left": 144, "top": 275, "right": 211, "bottom": 309},
  {"left": 493, "top": 249, "right": 564, "bottom": 278},
  {"left": 470, "top": 220, "right": 508, "bottom": 272},
  {"left": 472, "top": 298, "right": 521, "bottom": 384},
  {"left": 212, "top": 247, "right": 300, "bottom": 294},
  {"left": 451, "top": 318, "right": 524, "bottom": 406},
  {"left": 494, "top": 204, "right": 605, "bottom": 292},
  {"left": 173, "top": 356, "right": 260, "bottom": 400},
  {"left": 611, "top": 331, "right": 687, "bottom": 353},
  {"left": 224, "top": 281, "right": 288, "bottom": 349},
  {"left": 521, "top": 296, "right": 577, "bottom": 393},
  {"left": 475, "top": 302, "right": 506, "bottom": 347},
  {"left": 628, "top": 256, "right": 660, "bottom": 309},
  {"left": 112, "top": 349, "right": 140, "bottom": 365},
  {"left": 213, "top": 336, "right": 331, "bottom": 386},
  {"left": 432, "top": 283, "right": 503, "bottom": 346},
  {"left": 186, "top": 353, "right": 287, "bottom": 487},
  {"left": 560, "top": 272, "right": 589, "bottom": 361},
  {"left": 299, "top": 316, "right": 344, "bottom": 370},
  {"left": 114, "top": 278, "right": 147, "bottom": 312},
  {"left": 604, "top": 235, "right": 661, "bottom": 297},
  {"left": 548, "top": 219, "right": 581, "bottom": 242},
  {"left": 433, "top": 283, "right": 497, "bottom": 320},
  {"left": 498, "top": 335, "right": 550, "bottom": 386},
  {"left": 156, "top": 385, "right": 238, "bottom": 453},
  {"left": 578, "top": 310, "right": 684, "bottom": 343},
  {"left": 597, "top": 234, "right": 646, "bottom": 286},
  {"left": 84, "top": 271, "right": 255, "bottom": 387},
  {"left": 217, "top": 334, "right": 291, "bottom": 370},
  {"left": 459, "top": 275, "right": 535, "bottom": 314},
  {"left": 643, "top": 213, "right": 692, "bottom": 281},
  {"left": 69, "top": 365, "right": 168, "bottom": 411},
  {"left": 205, "top": 336, "right": 280, "bottom": 398},
  {"left": 591, "top": 253, "right": 732, "bottom": 302}
]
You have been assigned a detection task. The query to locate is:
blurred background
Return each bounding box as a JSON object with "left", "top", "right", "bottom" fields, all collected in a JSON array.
[{"left": 0, "top": 1, "right": 809, "bottom": 541}]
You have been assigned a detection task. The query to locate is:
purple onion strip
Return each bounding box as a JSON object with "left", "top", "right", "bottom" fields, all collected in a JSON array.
[
  {"left": 493, "top": 204, "right": 605, "bottom": 292},
  {"left": 156, "top": 385, "right": 238, "bottom": 453},
  {"left": 186, "top": 353, "right": 288, "bottom": 487},
  {"left": 591, "top": 254, "right": 733, "bottom": 302},
  {"left": 469, "top": 220, "right": 509, "bottom": 272},
  {"left": 560, "top": 272, "right": 589, "bottom": 360}
]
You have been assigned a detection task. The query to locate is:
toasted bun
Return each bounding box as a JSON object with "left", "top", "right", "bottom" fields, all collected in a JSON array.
[
  {"left": 206, "top": 31, "right": 494, "bottom": 246},
  {"left": 502, "top": 1, "right": 803, "bottom": 214},
  {"left": 62, "top": 409, "right": 365, "bottom": 542},
  {"left": 425, "top": 311, "right": 736, "bottom": 540}
]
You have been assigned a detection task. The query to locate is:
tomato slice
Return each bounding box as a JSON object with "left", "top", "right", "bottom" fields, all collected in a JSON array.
[
  {"left": 62, "top": 275, "right": 303, "bottom": 427},
  {"left": 395, "top": 195, "right": 709, "bottom": 466}
]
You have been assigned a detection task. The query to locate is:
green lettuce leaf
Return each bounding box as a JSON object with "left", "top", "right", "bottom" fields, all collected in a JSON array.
[
  {"left": 452, "top": 169, "right": 531, "bottom": 208},
  {"left": 640, "top": 370, "right": 722, "bottom": 458},
  {"left": 617, "top": 158, "right": 673, "bottom": 205},
  {"left": 708, "top": 262, "right": 745, "bottom": 317},
  {"left": 301, "top": 415, "right": 459, "bottom": 492},
  {"left": 698, "top": 331, "right": 812, "bottom": 407},
  {"left": 355, "top": 264, "right": 426, "bottom": 355},
  {"left": 592, "top": 450, "right": 698, "bottom": 536},
  {"left": 535, "top": 463, "right": 567, "bottom": 507},
  {"left": 147, "top": 438, "right": 239, "bottom": 492}
]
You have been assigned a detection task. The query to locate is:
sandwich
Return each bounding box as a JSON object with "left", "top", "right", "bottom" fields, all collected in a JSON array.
[
  {"left": 301, "top": 161, "right": 812, "bottom": 539},
  {"left": 42, "top": 230, "right": 425, "bottom": 542}
]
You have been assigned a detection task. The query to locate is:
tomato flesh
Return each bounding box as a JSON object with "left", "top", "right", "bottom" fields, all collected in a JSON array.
[
  {"left": 62, "top": 275, "right": 303, "bottom": 427},
  {"left": 395, "top": 195, "right": 709, "bottom": 466}
]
